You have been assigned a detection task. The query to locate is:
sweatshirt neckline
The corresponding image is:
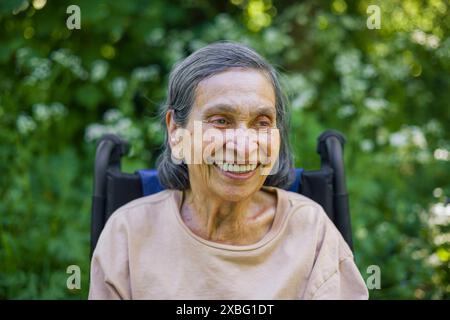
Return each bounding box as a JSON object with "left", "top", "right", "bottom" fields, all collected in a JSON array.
[{"left": 170, "top": 186, "right": 289, "bottom": 252}]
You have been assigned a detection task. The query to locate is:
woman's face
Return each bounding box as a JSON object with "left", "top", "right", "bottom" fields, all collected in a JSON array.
[{"left": 171, "top": 68, "right": 280, "bottom": 202}]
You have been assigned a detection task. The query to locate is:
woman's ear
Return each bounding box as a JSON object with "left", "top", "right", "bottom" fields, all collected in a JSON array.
[
  {"left": 166, "top": 110, "right": 185, "bottom": 163},
  {"left": 166, "top": 110, "right": 178, "bottom": 149}
]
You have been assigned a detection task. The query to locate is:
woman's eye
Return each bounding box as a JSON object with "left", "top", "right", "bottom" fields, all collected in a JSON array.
[
  {"left": 211, "top": 118, "right": 229, "bottom": 126},
  {"left": 255, "top": 118, "right": 272, "bottom": 127},
  {"left": 258, "top": 121, "right": 271, "bottom": 127}
]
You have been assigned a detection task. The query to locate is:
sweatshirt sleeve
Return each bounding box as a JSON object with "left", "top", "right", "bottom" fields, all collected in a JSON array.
[
  {"left": 310, "top": 256, "right": 369, "bottom": 300},
  {"left": 88, "top": 211, "right": 132, "bottom": 300},
  {"left": 303, "top": 206, "right": 369, "bottom": 300}
]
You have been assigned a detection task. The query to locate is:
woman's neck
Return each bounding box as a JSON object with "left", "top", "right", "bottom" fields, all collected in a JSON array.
[{"left": 180, "top": 188, "right": 276, "bottom": 245}]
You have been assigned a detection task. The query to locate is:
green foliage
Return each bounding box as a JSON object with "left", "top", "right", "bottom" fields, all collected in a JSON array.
[{"left": 0, "top": 0, "right": 448, "bottom": 299}]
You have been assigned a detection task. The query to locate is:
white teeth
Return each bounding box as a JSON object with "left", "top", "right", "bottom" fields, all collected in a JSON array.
[{"left": 215, "top": 163, "right": 257, "bottom": 173}]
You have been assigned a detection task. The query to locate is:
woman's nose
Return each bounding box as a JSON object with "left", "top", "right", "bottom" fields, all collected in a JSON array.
[{"left": 225, "top": 128, "right": 258, "bottom": 163}]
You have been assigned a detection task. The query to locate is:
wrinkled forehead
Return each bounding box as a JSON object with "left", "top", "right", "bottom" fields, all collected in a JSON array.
[{"left": 193, "top": 68, "right": 276, "bottom": 115}]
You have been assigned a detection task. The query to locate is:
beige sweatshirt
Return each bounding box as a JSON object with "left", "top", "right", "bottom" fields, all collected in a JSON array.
[{"left": 89, "top": 186, "right": 369, "bottom": 300}]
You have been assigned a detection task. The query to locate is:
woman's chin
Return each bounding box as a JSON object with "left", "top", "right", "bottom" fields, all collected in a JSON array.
[{"left": 209, "top": 185, "right": 257, "bottom": 202}]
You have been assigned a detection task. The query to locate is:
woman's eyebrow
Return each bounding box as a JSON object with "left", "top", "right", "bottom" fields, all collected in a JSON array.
[{"left": 202, "top": 103, "right": 276, "bottom": 118}]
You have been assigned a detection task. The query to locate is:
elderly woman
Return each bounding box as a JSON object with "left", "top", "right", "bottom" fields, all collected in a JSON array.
[{"left": 89, "top": 42, "right": 368, "bottom": 300}]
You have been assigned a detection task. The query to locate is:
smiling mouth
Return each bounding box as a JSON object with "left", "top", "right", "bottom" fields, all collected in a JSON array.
[
  {"left": 212, "top": 162, "right": 260, "bottom": 180},
  {"left": 214, "top": 162, "right": 258, "bottom": 173}
]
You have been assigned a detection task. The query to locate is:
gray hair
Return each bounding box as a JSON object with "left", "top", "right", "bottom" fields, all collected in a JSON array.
[{"left": 156, "top": 41, "right": 294, "bottom": 190}]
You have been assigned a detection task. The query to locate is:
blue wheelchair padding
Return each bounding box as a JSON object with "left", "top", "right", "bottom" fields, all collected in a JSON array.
[
  {"left": 137, "top": 169, "right": 165, "bottom": 196},
  {"left": 289, "top": 168, "right": 304, "bottom": 193},
  {"left": 137, "top": 168, "right": 303, "bottom": 196}
]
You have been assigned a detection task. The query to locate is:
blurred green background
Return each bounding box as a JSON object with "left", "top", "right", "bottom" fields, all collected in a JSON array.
[{"left": 0, "top": 0, "right": 449, "bottom": 299}]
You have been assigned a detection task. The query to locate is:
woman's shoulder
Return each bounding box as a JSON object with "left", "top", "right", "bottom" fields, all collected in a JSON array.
[
  {"left": 118, "top": 189, "right": 175, "bottom": 211},
  {"left": 281, "top": 188, "right": 322, "bottom": 206},
  {"left": 104, "top": 189, "right": 178, "bottom": 229},
  {"left": 92, "top": 190, "right": 180, "bottom": 263},
  {"left": 274, "top": 187, "right": 353, "bottom": 255},
  {"left": 274, "top": 187, "right": 328, "bottom": 221}
]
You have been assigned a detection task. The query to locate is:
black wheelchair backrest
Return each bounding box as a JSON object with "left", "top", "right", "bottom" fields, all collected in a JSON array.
[{"left": 91, "top": 130, "right": 353, "bottom": 254}]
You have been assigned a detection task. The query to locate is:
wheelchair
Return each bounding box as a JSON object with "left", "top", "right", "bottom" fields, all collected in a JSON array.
[{"left": 91, "top": 130, "right": 353, "bottom": 255}]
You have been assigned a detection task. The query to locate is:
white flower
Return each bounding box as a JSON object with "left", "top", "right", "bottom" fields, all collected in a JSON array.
[
  {"left": 335, "top": 50, "right": 362, "bottom": 75},
  {"left": 17, "top": 115, "right": 36, "bottom": 135},
  {"left": 389, "top": 126, "right": 427, "bottom": 149},
  {"left": 427, "top": 35, "right": 440, "bottom": 49},
  {"left": 145, "top": 28, "right": 165, "bottom": 46},
  {"left": 411, "top": 30, "right": 427, "bottom": 45},
  {"left": 434, "top": 148, "right": 449, "bottom": 161},
  {"left": 50, "top": 102, "right": 67, "bottom": 117},
  {"left": 103, "top": 109, "right": 122, "bottom": 123},
  {"left": 364, "top": 98, "right": 387, "bottom": 112},
  {"left": 429, "top": 203, "right": 450, "bottom": 228},
  {"left": 337, "top": 104, "right": 355, "bottom": 118},
  {"left": 411, "top": 30, "right": 440, "bottom": 49},
  {"left": 51, "top": 49, "right": 88, "bottom": 79},
  {"left": 132, "top": 65, "right": 159, "bottom": 82},
  {"left": 389, "top": 131, "right": 408, "bottom": 147},
  {"left": 32, "top": 103, "right": 50, "bottom": 122},
  {"left": 111, "top": 77, "right": 127, "bottom": 98},
  {"left": 116, "top": 118, "right": 132, "bottom": 131},
  {"left": 410, "top": 127, "right": 427, "bottom": 148},
  {"left": 360, "top": 139, "right": 374, "bottom": 152},
  {"left": 91, "top": 60, "right": 109, "bottom": 82},
  {"left": 85, "top": 124, "right": 109, "bottom": 142}
]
